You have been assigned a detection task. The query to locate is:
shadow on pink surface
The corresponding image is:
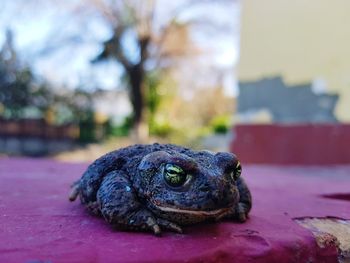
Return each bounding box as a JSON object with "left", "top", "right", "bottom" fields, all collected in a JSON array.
[{"left": 1, "top": 158, "right": 349, "bottom": 262}]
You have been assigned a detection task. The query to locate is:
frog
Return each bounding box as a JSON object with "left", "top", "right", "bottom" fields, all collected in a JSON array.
[{"left": 69, "top": 143, "right": 252, "bottom": 236}]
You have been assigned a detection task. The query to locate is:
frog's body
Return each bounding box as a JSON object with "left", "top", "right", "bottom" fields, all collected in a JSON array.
[{"left": 69, "top": 143, "right": 252, "bottom": 235}]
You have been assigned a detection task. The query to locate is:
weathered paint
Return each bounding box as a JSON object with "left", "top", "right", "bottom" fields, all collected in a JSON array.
[{"left": 238, "top": 77, "right": 338, "bottom": 123}]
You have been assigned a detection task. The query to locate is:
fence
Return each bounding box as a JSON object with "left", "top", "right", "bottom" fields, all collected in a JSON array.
[
  {"left": 0, "top": 118, "right": 79, "bottom": 139},
  {"left": 0, "top": 118, "right": 79, "bottom": 156}
]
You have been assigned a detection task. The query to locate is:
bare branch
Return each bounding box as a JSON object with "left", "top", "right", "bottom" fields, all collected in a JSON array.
[
  {"left": 86, "top": 0, "right": 120, "bottom": 25},
  {"left": 92, "top": 25, "right": 132, "bottom": 70}
]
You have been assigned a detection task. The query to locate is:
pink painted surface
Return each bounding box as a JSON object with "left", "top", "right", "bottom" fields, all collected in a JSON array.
[
  {"left": 230, "top": 124, "right": 350, "bottom": 164},
  {"left": 1, "top": 158, "right": 350, "bottom": 263}
]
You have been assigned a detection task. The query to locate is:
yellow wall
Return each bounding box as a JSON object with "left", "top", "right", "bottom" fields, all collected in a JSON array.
[{"left": 238, "top": 0, "right": 350, "bottom": 122}]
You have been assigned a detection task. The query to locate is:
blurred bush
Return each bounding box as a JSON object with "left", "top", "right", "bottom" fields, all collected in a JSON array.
[
  {"left": 146, "top": 79, "right": 235, "bottom": 143},
  {"left": 149, "top": 118, "right": 173, "bottom": 137},
  {"left": 106, "top": 115, "right": 133, "bottom": 137},
  {"left": 210, "top": 115, "right": 232, "bottom": 134}
]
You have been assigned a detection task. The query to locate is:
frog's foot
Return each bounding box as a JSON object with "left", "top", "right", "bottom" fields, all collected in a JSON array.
[
  {"left": 234, "top": 202, "right": 249, "bottom": 222},
  {"left": 221, "top": 202, "right": 249, "bottom": 223},
  {"left": 146, "top": 216, "right": 162, "bottom": 236},
  {"left": 115, "top": 210, "right": 182, "bottom": 236},
  {"left": 156, "top": 218, "right": 183, "bottom": 234},
  {"left": 107, "top": 208, "right": 161, "bottom": 236},
  {"left": 97, "top": 171, "right": 182, "bottom": 236}
]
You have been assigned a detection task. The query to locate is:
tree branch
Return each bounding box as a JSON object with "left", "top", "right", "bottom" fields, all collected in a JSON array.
[{"left": 92, "top": 25, "right": 132, "bottom": 70}]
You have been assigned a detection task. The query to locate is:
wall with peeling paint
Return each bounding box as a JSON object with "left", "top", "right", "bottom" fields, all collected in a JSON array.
[
  {"left": 238, "top": 0, "right": 350, "bottom": 123},
  {"left": 237, "top": 77, "right": 339, "bottom": 123}
]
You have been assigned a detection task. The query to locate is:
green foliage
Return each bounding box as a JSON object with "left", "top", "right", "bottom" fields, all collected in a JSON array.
[
  {"left": 149, "top": 118, "right": 173, "bottom": 137},
  {"left": 107, "top": 115, "right": 133, "bottom": 137},
  {"left": 145, "top": 71, "right": 161, "bottom": 115},
  {"left": 0, "top": 33, "right": 54, "bottom": 120},
  {"left": 210, "top": 115, "right": 232, "bottom": 134},
  {"left": 78, "top": 110, "right": 96, "bottom": 143},
  {"left": 145, "top": 70, "right": 176, "bottom": 137},
  {"left": 0, "top": 63, "right": 32, "bottom": 118},
  {"left": 53, "top": 88, "right": 94, "bottom": 125}
]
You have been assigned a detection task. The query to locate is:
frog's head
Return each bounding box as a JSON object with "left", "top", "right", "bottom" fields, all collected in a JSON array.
[{"left": 136, "top": 150, "right": 242, "bottom": 222}]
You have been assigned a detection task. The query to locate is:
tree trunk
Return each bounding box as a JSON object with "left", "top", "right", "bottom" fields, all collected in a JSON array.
[
  {"left": 128, "top": 64, "right": 148, "bottom": 143},
  {"left": 127, "top": 36, "right": 151, "bottom": 143}
]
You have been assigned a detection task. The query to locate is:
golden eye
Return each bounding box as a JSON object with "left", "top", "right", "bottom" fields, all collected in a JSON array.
[
  {"left": 164, "top": 164, "right": 188, "bottom": 187},
  {"left": 231, "top": 161, "right": 242, "bottom": 181}
]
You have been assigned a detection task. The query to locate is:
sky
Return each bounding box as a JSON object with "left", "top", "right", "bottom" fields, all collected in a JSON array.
[{"left": 0, "top": 0, "right": 241, "bottom": 95}]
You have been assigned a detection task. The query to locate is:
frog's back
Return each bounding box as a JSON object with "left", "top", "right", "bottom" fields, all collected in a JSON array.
[
  {"left": 119, "top": 143, "right": 192, "bottom": 174},
  {"left": 73, "top": 143, "right": 191, "bottom": 212}
]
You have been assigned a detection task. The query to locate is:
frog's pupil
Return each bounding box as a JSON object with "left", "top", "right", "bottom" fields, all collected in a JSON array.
[
  {"left": 167, "top": 169, "right": 178, "bottom": 175},
  {"left": 164, "top": 164, "right": 187, "bottom": 187},
  {"left": 166, "top": 165, "right": 184, "bottom": 174}
]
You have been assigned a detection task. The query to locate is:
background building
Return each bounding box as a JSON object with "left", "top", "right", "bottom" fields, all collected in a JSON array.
[
  {"left": 232, "top": 0, "right": 350, "bottom": 164},
  {"left": 237, "top": 0, "right": 350, "bottom": 123}
]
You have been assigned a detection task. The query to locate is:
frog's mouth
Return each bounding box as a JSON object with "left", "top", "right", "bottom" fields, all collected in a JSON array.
[{"left": 151, "top": 203, "right": 232, "bottom": 217}]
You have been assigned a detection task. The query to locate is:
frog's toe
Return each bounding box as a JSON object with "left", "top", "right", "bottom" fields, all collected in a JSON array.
[
  {"left": 146, "top": 216, "right": 162, "bottom": 236},
  {"left": 222, "top": 203, "right": 248, "bottom": 222},
  {"left": 152, "top": 224, "right": 162, "bottom": 236},
  {"left": 68, "top": 181, "right": 80, "bottom": 201},
  {"left": 235, "top": 203, "right": 248, "bottom": 222},
  {"left": 237, "top": 212, "right": 247, "bottom": 222},
  {"left": 157, "top": 218, "right": 183, "bottom": 234}
]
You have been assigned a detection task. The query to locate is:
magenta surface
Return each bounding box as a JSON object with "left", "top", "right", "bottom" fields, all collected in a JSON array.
[{"left": 1, "top": 158, "right": 350, "bottom": 263}]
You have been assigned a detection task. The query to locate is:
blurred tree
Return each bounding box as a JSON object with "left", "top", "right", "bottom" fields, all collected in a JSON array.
[
  {"left": 0, "top": 30, "right": 95, "bottom": 132},
  {"left": 0, "top": 29, "right": 33, "bottom": 119},
  {"left": 0, "top": 30, "right": 56, "bottom": 120},
  {"left": 87, "top": 0, "right": 231, "bottom": 141},
  {"left": 0, "top": 0, "right": 237, "bottom": 142}
]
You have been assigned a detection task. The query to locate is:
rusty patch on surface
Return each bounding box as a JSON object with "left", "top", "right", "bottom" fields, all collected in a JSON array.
[{"left": 295, "top": 218, "right": 350, "bottom": 263}]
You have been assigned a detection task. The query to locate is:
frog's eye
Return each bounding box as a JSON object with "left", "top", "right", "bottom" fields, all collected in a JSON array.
[
  {"left": 164, "top": 164, "right": 189, "bottom": 188},
  {"left": 230, "top": 161, "right": 242, "bottom": 181}
]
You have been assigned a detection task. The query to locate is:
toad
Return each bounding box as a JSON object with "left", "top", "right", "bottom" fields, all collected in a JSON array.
[{"left": 69, "top": 143, "right": 252, "bottom": 236}]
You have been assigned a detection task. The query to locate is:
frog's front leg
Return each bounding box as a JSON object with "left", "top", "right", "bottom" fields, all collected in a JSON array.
[
  {"left": 222, "top": 177, "right": 252, "bottom": 222},
  {"left": 235, "top": 177, "right": 252, "bottom": 222},
  {"left": 97, "top": 171, "right": 182, "bottom": 236},
  {"left": 69, "top": 152, "right": 126, "bottom": 215}
]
